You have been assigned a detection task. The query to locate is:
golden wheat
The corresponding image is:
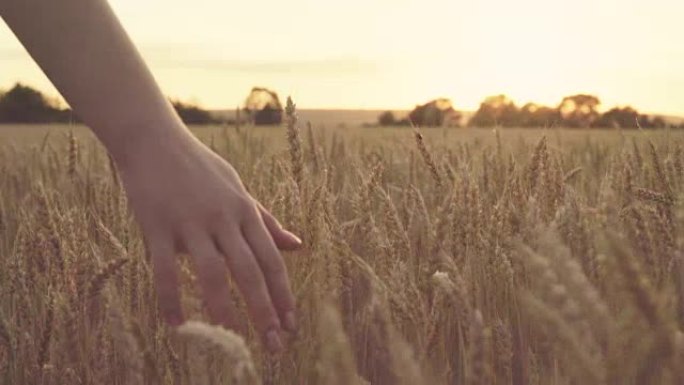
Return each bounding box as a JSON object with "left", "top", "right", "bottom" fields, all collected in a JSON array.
[{"left": 1, "top": 121, "right": 684, "bottom": 384}]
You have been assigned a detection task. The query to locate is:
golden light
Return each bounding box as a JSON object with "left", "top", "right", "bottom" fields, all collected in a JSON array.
[{"left": 1, "top": 0, "right": 683, "bottom": 114}]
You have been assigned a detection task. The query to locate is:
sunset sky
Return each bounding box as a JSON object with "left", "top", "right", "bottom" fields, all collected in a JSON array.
[{"left": 1, "top": 0, "right": 683, "bottom": 115}]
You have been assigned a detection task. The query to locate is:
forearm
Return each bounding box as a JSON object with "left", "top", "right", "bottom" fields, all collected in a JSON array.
[{"left": 0, "top": 0, "right": 188, "bottom": 165}]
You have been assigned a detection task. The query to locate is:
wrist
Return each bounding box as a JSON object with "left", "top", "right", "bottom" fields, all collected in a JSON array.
[{"left": 105, "top": 116, "right": 193, "bottom": 173}]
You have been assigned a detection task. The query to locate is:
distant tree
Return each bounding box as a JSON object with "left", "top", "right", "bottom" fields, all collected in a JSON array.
[
  {"left": 244, "top": 87, "right": 283, "bottom": 125},
  {"left": 0, "top": 83, "right": 68, "bottom": 123},
  {"left": 638, "top": 115, "right": 665, "bottom": 129},
  {"left": 590, "top": 106, "right": 668, "bottom": 129},
  {"left": 518, "top": 103, "right": 560, "bottom": 128},
  {"left": 171, "top": 100, "right": 215, "bottom": 125},
  {"left": 253, "top": 104, "right": 281, "bottom": 126},
  {"left": 558, "top": 94, "right": 601, "bottom": 128},
  {"left": 593, "top": 106, "right": 640, "bottom": 128},
  {"left": 409, "top": 98, "right": 461, "bottom": 127},
  {"left": 647, "top": 116, "right": 667, "bottom": 129},
  {"left": 378, "top": 111, "right": 396, "bottom": 126},
  {"left": 469, "top": 95, "right": 520, "bottom": 127}
]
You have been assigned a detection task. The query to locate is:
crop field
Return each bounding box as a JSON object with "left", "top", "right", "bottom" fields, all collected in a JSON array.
[{"left": 1, "top": 120, "right": 684, "bottom": 385}]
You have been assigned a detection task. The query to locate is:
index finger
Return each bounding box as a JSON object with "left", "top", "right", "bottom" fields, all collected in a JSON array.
[
  {"left": 242, "top": 208, "right": 297, "bottom": 333},
  {"left": 184, "top": 230, "right": 239, "bottom": 331},
  {"left": 148, "top": 235, "right": 184, "bottom": 326}
]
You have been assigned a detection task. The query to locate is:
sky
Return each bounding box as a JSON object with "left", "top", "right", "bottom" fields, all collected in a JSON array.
[{"left": 1, "top": 0, "right": 684, "bottom": 115}]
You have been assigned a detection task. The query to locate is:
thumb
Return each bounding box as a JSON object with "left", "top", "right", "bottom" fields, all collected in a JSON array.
[{"left": 256, "top": 202, "right": 303, "bottom": 251}]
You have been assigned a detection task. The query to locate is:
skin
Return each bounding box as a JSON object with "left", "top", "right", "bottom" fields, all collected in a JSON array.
[{"left": 0, "top": 0, "right": 300, "bottom": 353}]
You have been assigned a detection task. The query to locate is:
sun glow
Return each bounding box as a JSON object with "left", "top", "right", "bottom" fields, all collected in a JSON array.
[{"left": 1, "top": 0, "right": 683, "bottom": 114}]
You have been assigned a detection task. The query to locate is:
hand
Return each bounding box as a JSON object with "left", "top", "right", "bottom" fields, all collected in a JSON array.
[
  {"left": 116, "top": 127, "right": 301, "bottom": 353},
  {"left": 2, "top": 0, "right": 298, "bottom": 352}
]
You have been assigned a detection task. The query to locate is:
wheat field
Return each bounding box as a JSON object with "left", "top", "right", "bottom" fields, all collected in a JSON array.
[{"left": 1, "top": 116, "right": 683, "bottom": 385}]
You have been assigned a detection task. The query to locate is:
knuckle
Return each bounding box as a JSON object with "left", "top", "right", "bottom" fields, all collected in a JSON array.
[
  {"left": 178, "top": 221, "right": 201, "bottom": 243},
  {"left": 234, "top": 261, "right": 262, "bottom": 289},
  {"left": 194, "top": 253, "right": 224, "bottom": 275},
  {"left": 238, "top": 242, "right": 255, "bottom": 259},
  {"left": 229, "top": 241, "right": 255, "bottom": 264},
  {"left": 252, "top": 303, "right": 278, "bottom": 329},
  {"left": 206, "top": 209, "right": 227, "bottom": 228},
  {"left": 231, "top": 261, "right": 268, "bottom": 297},
  {"left": 237, "top": 197, "right": 258, "bottom": 220}
]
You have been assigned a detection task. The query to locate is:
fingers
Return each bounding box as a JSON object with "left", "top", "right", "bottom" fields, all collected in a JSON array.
[
  {"left": 214, "top": 227, "right": 284, "bottom": 353},
  {"left": 184, "top": 229, "right": 238, "bottom": 331},
  {"left": 256, "top": 202, "right": 303, "bottom": 251},
  {"left": 242, "top": 207, "right": 297, "bottom": 334},
  {"left": 148, "top": 235, "right": 184, "bottom": 326}
]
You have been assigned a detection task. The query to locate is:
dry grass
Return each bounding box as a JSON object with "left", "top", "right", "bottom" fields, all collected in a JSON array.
[{"left": 1, "top": 120, "right": 684, "bottom": 385}]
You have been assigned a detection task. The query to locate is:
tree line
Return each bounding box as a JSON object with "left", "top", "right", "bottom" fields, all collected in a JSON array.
[
  {"left": 0, "top": 83, "right": 218, "bottom": 125},
  {"left": 0, "top": 84, "right": 289, "bottom": 126},
  {"left": 381, "top": 94, "right": 682, "bottom": 129},
  {"left": 1, "top": 83, "right": 680, "bottom": 129}
]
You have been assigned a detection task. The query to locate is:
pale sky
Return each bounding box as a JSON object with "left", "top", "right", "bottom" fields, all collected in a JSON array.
[{"left": 1, "top": 0, "right": 684, "bottom": 115}]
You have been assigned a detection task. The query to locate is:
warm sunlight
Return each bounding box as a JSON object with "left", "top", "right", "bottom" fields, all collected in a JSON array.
[
  {"left": 1, "top": 0, "right": 683, "bottom": 114},
  {"left": 4, "top": 1, "right": 684, "bottom": 383}
]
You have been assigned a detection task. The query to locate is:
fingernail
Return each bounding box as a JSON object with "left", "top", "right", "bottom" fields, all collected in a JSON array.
[
  {"left": 285, "top": 231, "right": 302, "bottom": 245},
  {"left": 284, "top": 311, "right": 297, "bottom": 333},
  {"left": 265, "top": 329, "right": 283, "bottom": 353}
]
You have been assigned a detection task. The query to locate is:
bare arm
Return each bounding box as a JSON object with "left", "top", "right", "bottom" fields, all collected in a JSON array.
[
  {"left": 1, "top": 0, "right": 299, "bottom": 352},
  {"left": 0, "top": 0, "right": 181, "bottom": 164}
]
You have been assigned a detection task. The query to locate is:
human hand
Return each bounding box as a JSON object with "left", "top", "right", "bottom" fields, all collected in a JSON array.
[
  {"left": 1, "top": 0, "right": 298, "bottom": 352},
  {"left": 116, "top": 126, "right": 301, "bottom": 353}
]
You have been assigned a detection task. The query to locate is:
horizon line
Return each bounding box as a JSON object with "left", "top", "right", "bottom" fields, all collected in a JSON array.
[{"left": 2, "top": 81, "right": 682, "bottom": 119}]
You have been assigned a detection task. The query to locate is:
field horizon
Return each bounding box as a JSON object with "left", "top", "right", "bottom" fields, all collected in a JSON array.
[{"left": 210, "top": 109, "right": 684, "bottom": 128}]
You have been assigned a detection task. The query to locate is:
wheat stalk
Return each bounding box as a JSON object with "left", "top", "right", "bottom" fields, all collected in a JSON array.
[{"left": 177, "top": 321, "right": 260, "bottom": 385}]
